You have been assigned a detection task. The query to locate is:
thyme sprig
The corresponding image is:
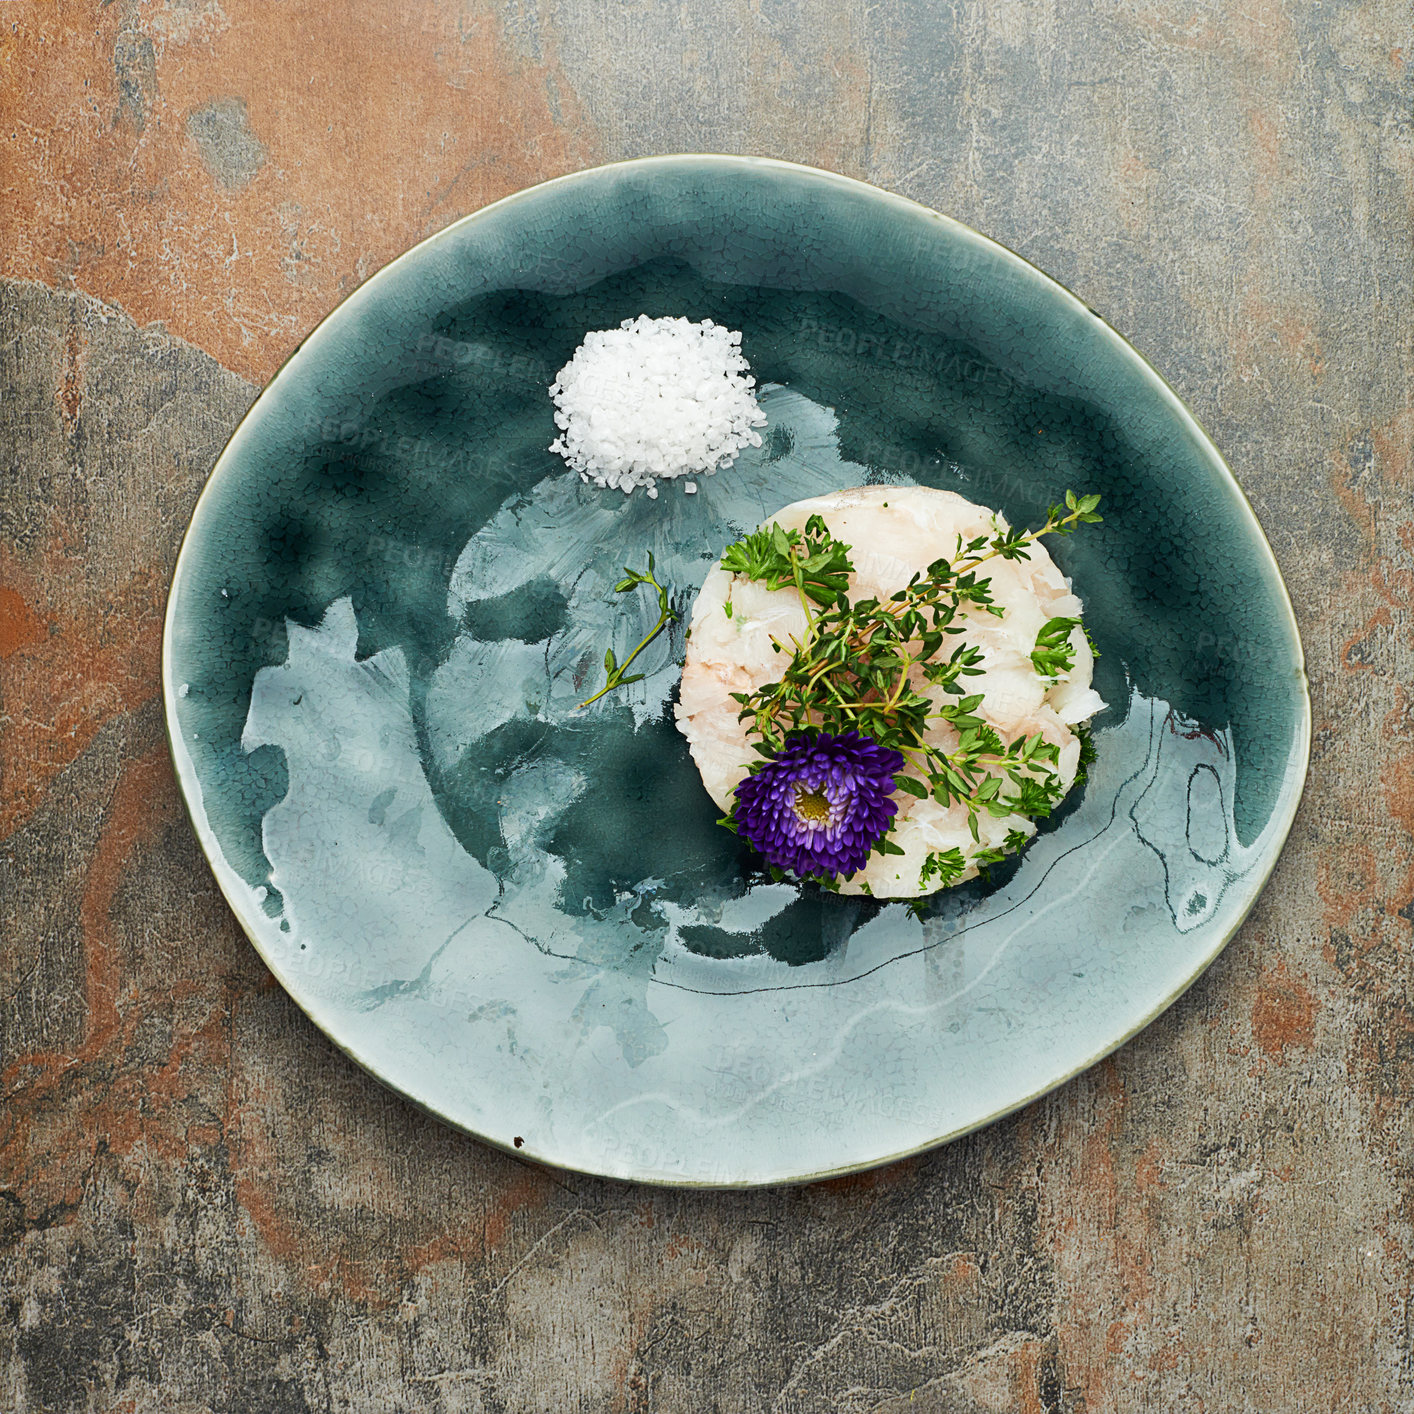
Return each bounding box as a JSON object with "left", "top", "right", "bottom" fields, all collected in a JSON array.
[
  {"left": 577, "top": 553, "right": 677, "bottom": 709},
  {"left": 719, "top": 515, "right": 855, "bottom": 609},
  {"left": 1031, "top": 616, "right": 1080, "bottom": 680},
  {"left": 724, "top": 491, "right": 1102, "bottom": 851}
]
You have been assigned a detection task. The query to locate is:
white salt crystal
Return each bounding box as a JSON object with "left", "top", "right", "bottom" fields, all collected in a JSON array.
[{"left": 548, "top": 315, "right": 766, "bottom": 495}]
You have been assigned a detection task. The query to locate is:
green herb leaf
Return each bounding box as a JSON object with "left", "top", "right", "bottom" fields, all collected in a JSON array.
[
  {"left": 1031, "top": 616, "right": 1079, "bottom": 679},
  {"left": 578, "top": 562, "right": 679, "bottom": 710},
  {"left": 919, "top": 847, "right": 966, "bottom": 888}
]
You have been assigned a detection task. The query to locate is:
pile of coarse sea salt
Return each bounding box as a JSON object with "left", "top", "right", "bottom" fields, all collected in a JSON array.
[{"left": 549, "top": 316, "right": 767, "bottom": 498}]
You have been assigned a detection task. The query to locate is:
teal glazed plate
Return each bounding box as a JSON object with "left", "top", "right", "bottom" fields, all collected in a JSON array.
[{"left": 163, "top": 156, "right": 1309, "bottom": 1186}]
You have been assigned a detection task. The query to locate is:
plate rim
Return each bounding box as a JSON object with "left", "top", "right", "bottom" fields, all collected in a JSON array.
[{"left": 161, "top": 153, "right": 1312, "bottom": 1187}]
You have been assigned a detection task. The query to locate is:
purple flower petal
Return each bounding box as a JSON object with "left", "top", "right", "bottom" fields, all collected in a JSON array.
[{"left": 733, "top": 730, "right": 904, "bottom": 880}]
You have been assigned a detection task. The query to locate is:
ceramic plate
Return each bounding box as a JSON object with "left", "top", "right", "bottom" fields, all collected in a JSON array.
[{"left": 163, "top": 156, "right": 1309, "bottom": 1186}]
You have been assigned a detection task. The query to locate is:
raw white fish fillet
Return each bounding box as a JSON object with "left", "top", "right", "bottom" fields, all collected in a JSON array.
[{"left": 674, "top": 485, "right": 1106, "bottom": 898}]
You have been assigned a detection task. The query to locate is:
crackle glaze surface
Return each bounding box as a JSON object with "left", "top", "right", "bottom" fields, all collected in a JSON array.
[{"left": 163, "top": 158, "right": 1307, "bottom": 1185}]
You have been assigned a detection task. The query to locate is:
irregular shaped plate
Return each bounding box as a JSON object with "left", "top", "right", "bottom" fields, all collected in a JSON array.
[{"left": 163, "top": 156, "right": 1309, "bottom": 1186}]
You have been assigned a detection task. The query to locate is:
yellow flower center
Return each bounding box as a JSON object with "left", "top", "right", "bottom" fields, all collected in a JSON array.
[{"left": 793, "top": 785, "right": 833, "bottom": 825}]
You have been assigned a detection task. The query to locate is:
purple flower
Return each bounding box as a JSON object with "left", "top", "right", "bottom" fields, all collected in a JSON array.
[{"left": 733, "top": 730, "right": 905, "bottom": 880}]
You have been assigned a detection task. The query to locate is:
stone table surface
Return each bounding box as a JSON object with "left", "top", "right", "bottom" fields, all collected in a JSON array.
[{"left": 1, "top": 1, "right": 1410, "bottom": 1410}]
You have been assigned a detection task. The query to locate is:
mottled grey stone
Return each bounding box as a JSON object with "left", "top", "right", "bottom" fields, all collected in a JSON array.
[{"left": 187, "top": 98, "right": 269, "bottom": 190}]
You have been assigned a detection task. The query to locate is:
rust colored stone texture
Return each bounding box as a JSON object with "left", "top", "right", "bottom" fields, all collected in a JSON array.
[{"left": 0, "top": 0, "right": 595, "bottom": 381}]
